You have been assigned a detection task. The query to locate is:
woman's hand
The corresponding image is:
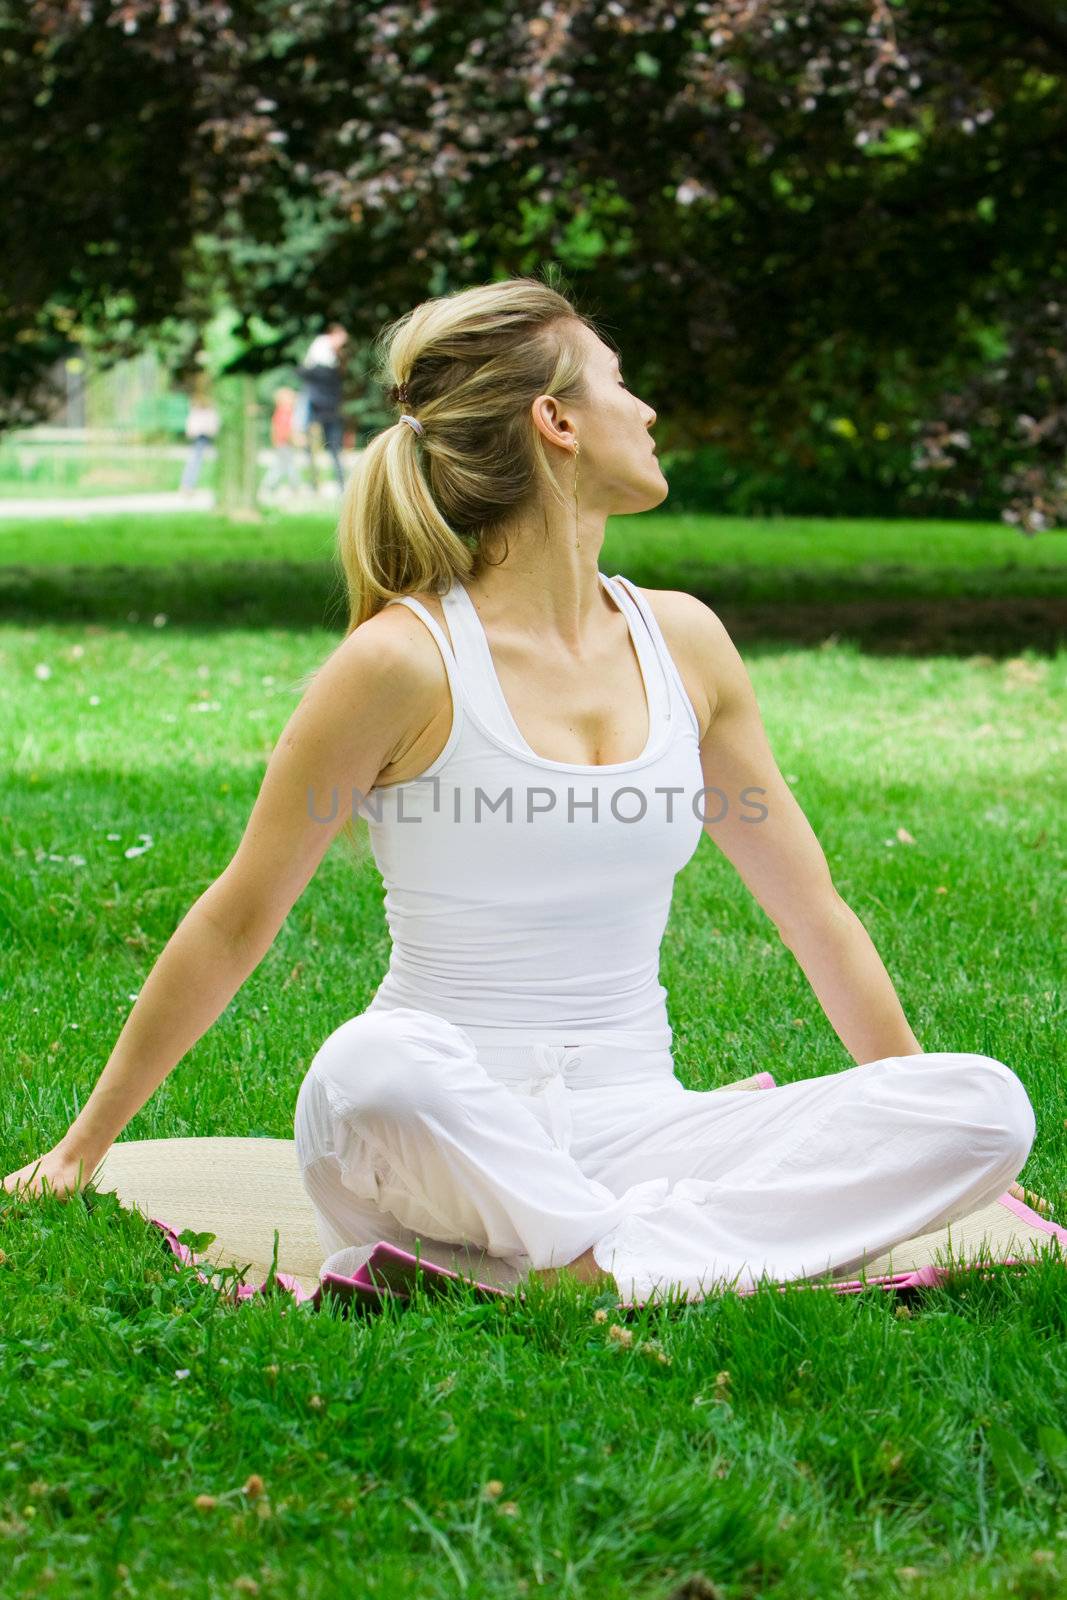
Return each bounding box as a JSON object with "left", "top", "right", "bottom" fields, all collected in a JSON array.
[{"left": 2, "top": 1145, "right": 99, "bottom": 1202}]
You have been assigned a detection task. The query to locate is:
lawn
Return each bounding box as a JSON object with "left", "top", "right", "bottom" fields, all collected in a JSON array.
[
  {"left": 1, "top": 517, "right": 1065, "bottom": 1597},
  {"left": 2, "top": 505, "right": 1065, "bottom": 590},
  {"left": 1, "top": 509, "right": 1066, "bottom": 641}
]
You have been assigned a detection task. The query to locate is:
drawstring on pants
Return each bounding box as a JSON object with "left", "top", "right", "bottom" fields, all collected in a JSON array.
[{"left": 522, "top": 1042, "right": 585, "bottom": 1154}]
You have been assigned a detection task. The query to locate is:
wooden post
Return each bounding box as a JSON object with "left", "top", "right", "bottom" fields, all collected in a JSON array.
[{"left": 216, "top": 373, "right": 262, "bottom": 521}]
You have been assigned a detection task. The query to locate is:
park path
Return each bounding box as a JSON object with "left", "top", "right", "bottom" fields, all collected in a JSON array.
[
  {"left": 0, "top": 491, "right": 216, "bottom": 519},
  {"left": 0, "top": 486, "right": 348, "bottom": 520}
]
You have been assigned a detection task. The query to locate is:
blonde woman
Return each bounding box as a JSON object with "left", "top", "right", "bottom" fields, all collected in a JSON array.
[{"left": 4, "top": 277, "right": 1043, "bottom": 1303}]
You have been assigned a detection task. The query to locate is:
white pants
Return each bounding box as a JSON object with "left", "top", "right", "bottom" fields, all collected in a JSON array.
[{"left": 292, "top": 1005, "right": 1037, "bottom": 1304}]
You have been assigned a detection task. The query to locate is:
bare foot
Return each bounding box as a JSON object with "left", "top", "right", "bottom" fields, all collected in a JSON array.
[
  {"left": 528, "top": 1244, "right": 615, "bottom": 1290},
  {"left": 1008, "top": 1181, "right": 1050, "bottom": 1216}
]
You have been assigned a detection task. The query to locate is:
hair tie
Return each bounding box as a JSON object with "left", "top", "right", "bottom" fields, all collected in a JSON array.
[{"left": 399, "top": 414, "right": 424, "bottom": 436}]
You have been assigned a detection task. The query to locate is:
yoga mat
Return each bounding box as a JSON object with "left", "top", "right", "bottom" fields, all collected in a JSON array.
[{"left": 88, "top": 1068, "right": 1065, "bottom": 1312}]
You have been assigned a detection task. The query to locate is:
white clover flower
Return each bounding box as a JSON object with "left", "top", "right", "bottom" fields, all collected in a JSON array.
[{"left": 35, "top": 663, "right": 52, "bottom": 680}]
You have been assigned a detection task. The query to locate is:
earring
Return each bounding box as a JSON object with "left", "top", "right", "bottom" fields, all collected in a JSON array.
[{"left": 573, "top": 440, "right": 580, "bottom": 551}]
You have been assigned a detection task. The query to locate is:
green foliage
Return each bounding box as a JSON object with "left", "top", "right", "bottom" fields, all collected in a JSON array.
[
  {"left": 4, "top": 2, "right": 1067, "bottom": 532},
  {"left": 657, "top": 433, "right": 1007, "bottom": 521}
]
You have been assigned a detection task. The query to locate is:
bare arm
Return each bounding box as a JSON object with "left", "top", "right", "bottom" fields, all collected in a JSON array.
[
  {"left": 49, "top": 614, "right": 427, "bottom": 1174},
  {"left": 666, "top": 592, "right": 923, "bottom": 1066}
]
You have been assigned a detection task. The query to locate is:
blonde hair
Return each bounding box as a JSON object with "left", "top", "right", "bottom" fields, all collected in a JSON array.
[
  {"left": 337, "top": 269, "right": 604, "bottom": 632},
  {"left": 322, "top": 270, "right": 604, "bottom": 868}
]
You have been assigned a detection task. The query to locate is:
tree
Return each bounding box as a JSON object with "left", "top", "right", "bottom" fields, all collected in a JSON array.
[{"left": 2, "top": 0, "right": 1065, "bottom": 530}]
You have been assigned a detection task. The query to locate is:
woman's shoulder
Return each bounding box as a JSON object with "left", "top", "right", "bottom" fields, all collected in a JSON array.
[
  {"left": 349, "top": 593, "right": 456, "bottom": 785},
  {"left": 618, "top": 582, "right": 726, "bottom": 741},
  {"left": 351, "top": 593, "right": 457, "bottom": 700},
  {"left": 623, "top": 580, "right": 731, "bottom": 655},
  {"left": 353, "top": 590, "right": 452, "bottom": 661},
  {"left": 618, "top": 578, "right": 708, "bottom": 625}
]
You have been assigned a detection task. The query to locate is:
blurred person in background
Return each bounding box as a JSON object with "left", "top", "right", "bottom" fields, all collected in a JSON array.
[
  {"left": 291, "top": 378, "right": 310, "bottom": 449},
  {"left": 180, "top": 385, "right": 221, "bottom": 494},
  {"left": 261, "top": 385, "right": 302, "bottom": 501},
  {"left": 297, "top": 323, "right": 348, "bottom": 496}
]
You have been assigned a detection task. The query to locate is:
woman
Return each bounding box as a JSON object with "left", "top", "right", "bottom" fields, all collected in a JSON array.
[{"left": 4, "top": 277, "right": 1043, "bottom": 1304}]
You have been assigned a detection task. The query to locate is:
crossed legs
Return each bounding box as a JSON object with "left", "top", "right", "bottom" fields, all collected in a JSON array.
[{"left": 293, "top": 1007, "right": 1040, "bottom": 1300}]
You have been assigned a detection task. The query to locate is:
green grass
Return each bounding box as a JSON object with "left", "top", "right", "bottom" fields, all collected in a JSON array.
[
  {"left": 1, "top": 510, "right": 1065, "bottom": 636},
  {"left": 0, "top": 511, "right": 337, "bottom": 568},
  {"left": 3, "top": 506, "right": 1065, "bottom": 585},
  {"left": 2, "top": 618, "right": 1065, "bottom": 1597}
]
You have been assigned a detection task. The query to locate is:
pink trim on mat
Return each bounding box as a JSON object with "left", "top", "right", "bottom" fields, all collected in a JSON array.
[
  {"left": 753, "top": 1190, "right": 1065, "bottom": 1304},
  {"left": 148, "top": 1199, "right": 1066, "bottom": 1313},
  {"left": 998, "top": 1189, "right": 1067, "bottom": 1242},
  {"left": 149, "top": 1216, "right": 322, "bottom": 1309}
]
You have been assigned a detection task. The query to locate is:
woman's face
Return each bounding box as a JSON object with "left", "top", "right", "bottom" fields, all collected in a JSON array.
[{"left": 536, "top": 322, "right": 668, "bottom": 517}]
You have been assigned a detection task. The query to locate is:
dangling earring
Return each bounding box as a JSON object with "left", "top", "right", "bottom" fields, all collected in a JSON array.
[{"left": 573, "top": 440, "right": 581, "bottom": 551}]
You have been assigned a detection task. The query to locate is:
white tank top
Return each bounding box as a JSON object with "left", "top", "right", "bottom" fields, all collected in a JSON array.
[{"left": 359, "top": 571, "right": 705, "bottom": 1052}]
